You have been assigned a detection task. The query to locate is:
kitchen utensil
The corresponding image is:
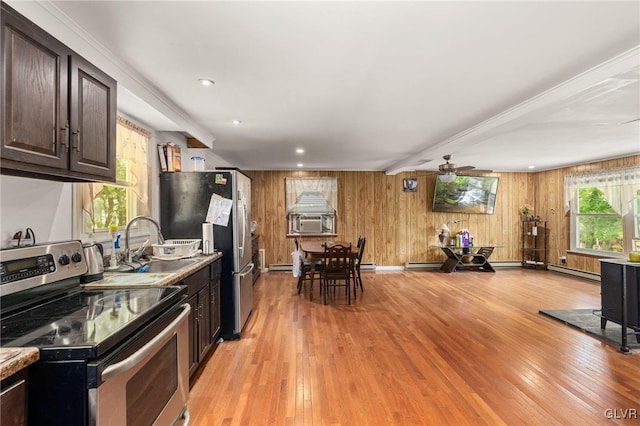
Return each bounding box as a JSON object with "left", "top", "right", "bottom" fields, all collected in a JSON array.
[{"left": 81, "top": 242, "right": 105, "bottom": 283}]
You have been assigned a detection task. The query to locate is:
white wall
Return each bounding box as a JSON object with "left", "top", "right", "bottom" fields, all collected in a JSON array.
[{"left": 0, "top": 175, "right": 72, "bottom": 248}]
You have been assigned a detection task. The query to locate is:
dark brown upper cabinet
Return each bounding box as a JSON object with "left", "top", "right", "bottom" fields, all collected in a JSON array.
[{"left": 1, "top": 2, "right": 116, "bottom": 182}]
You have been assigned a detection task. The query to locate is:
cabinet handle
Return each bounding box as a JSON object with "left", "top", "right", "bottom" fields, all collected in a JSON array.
[
  {"left": 71, "top": 129, "right": 81, "bottom": 152},
  {"left": 60, "top": 121, "right": 70, "bottom": 152}
]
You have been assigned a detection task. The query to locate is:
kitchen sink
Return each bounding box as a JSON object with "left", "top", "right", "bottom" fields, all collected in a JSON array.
[
  {"left": 94, "top": 273, "right": 175, "bottom": 288},
  {"left": 115, "top": 258, "right": 201, "bottom": 274}
]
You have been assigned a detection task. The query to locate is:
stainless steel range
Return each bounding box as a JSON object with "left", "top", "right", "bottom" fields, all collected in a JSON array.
[{"left": 0, "top": 241, "right": 190, "bottom": 425}]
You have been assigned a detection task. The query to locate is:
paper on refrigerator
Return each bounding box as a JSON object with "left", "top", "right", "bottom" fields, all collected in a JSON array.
[{"left": 206, "top": 193, "right": 233, "bottom": 226}]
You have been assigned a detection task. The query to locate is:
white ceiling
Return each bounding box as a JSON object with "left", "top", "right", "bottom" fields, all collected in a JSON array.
[{"left": 8, "top": 1, "right": 640, "bottom": 173}]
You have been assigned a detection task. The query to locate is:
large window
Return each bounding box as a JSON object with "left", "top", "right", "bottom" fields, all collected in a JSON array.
[
  {"left": 77, "top": 117, "right": 150, "bottom": 238},
  {"left": 565, "top": 166, "right": 640, "bottom": 255}
]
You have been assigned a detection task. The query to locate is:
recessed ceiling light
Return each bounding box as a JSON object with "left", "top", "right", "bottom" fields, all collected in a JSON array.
[
  {"left": 296, "top": 148, "right": 305, "bottom": 154},
  {"left": 198, "top": 78, "right": 215, "bottom": 86},
  {"left": 297, "top": 163, "right": 304, "bottom": 168},
  {"left": 528, "top": 165, "right": 536, "bottom": 169},
  {"left": 232, "top": 120, "right": 241, "bottom": 125}
]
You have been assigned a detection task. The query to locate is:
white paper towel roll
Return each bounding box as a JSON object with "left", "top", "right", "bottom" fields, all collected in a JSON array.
[{"left": 202, "top": 223, "right": 214, "bottom": 254}]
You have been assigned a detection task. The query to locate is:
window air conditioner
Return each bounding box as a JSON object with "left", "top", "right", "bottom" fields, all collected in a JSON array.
[{"left": 299, "top": 216, "right": 322, "bottom": 233}]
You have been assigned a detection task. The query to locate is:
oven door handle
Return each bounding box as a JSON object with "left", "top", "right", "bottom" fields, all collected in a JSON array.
[{"left": 101, "top": 303, "right": 191, "bottom": 382}]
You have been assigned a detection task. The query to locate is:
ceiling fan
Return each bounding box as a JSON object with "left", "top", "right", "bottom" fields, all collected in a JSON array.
[{"left": 436, "top": 154, "right": 492, "bottom": 182}]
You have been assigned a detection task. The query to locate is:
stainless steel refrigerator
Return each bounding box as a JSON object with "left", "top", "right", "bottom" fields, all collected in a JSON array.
[{"left": 159, "top": 170, "right": 254, "bottom": 339}]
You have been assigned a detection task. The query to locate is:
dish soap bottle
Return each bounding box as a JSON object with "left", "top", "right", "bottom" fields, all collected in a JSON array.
[{"left": 109, "top": 224, "right": 119, "bottom": 268}]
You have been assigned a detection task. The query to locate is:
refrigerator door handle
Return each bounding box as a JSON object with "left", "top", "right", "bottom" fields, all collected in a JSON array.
[
  {"left": 236, "top": 262, "right": 254, "bottom": 278},
  {"left": 238, "top": 190, "right": 246, "bottom": 258}
]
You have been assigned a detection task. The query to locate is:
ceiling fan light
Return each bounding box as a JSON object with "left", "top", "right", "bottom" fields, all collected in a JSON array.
[{"left": 439, "top": 172, "right": 456, "bottom": 183}]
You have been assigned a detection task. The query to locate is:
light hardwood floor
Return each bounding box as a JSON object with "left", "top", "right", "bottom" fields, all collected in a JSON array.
[{"left": 187, "top": 269, "right": 640, "bottom": 425}]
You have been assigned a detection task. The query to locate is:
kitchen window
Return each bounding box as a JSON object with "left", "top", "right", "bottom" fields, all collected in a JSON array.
[
  {"left": 565, "top": 166, "right": 640, "bottom": 255},
  {"left": 75, "top": 116, "right": 150, "bottom": 239}
]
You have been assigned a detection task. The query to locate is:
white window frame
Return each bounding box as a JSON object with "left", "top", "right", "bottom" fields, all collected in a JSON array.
[
  {"left": 566, "top": 166, "right": 640, "bottom": 257},
  {"left": 569, "top": 189, "right": 632, "bottom": 255},
  {"left": 73, "top": 117, "right": 153, "bottom": 253}
]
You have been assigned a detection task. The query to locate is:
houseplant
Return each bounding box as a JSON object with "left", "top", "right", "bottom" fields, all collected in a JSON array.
[{"left": 520, "top": 203, "right": 533, "bottom": 220}]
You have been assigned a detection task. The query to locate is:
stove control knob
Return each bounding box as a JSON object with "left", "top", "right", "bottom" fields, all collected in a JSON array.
[
  {"left": 59, "top": 254, "right": 70, "bottom": 266},
  {"left": 71, "top": 252, "right": 82, "bottom": 263}
]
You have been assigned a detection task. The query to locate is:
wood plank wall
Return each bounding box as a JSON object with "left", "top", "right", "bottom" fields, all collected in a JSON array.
[
  {"left": 535, "top": 155, "right": 640, "bottom": 275},
  {"left": 247, "top": 155, "right": 639, "bottom": 274}
]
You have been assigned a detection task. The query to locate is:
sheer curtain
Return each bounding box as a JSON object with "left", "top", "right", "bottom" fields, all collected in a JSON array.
[
  {"left": 564, "top": 166, "right": 640, "bottom": 215},
  {"left": 285, "top": 177, "right": 338, "bottom": 214},
  {"left": 82, "top": 117, "right": 150, "bottom": 231}
]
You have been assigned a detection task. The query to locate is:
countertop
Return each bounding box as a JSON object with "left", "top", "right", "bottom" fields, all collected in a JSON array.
[
  {"left": 600, "top": 258, "right": 640, "bottom": 267},
  {"left": 0, "top": 254, "right": 222, "bottom": 381},
  {"left": 82, "top": 252, "right": 223, "bottom": 289},
  {"left": 0, "top": 347, "right": 39, "bottom": 381}
]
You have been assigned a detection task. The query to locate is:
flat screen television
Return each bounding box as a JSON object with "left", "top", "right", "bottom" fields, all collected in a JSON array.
[{"left": 432, "top": 175, "right": 499, "bottom": 214}]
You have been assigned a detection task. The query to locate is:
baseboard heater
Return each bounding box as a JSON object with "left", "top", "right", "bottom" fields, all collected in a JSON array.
[
  {"left": 405, "top": 260, "right": 521, "bottom": 270},
  {"left": 268, "top": 262, "right": 377, "bottom": 272},
  {"left": 548, "top": 265, "right": 600, "bottom": 282}
]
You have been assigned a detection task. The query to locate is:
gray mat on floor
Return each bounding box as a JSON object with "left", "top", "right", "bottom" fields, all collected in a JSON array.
[{"left": 539, "top": 309, "right": 639, "bottom": 351}]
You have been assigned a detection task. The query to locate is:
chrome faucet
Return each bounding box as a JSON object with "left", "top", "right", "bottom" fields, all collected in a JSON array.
[{"left": 125, "top": 216, "right": 165, "bottom": 262}]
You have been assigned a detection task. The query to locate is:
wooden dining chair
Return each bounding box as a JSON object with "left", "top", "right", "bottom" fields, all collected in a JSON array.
[
  {"left": 295, "top": 237, "right": 323, "bottom": 294},
  {"left": 321, "top": 243, "right": 353, "bottom": 305},
  {"left": 353, "top": 236, "right": 366, "bottom": 294}
]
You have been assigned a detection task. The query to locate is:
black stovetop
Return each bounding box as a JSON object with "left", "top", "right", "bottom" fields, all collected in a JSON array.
[{"left": 1, "top": 285, "right": 186, "bottom": 360}]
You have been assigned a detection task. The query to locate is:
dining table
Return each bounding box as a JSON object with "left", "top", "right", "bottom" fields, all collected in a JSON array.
[{"left": 299, "top": 241, "right": 355, "bottom": 299}]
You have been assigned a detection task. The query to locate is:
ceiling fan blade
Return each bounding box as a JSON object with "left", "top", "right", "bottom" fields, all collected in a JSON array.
[
  {"left": 454, "top": 165, "right": 476, "bottom": 172},
  {"left": 459, "top": 169, "right": 493, "bottom": 175}
]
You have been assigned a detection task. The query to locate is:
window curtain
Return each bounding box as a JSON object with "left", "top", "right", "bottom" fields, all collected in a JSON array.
[
  {"left": 82, "top": 117, "right": 150, "bottom": 230},
  {"left": 285, "top": 177, "right": 338, "bottom": 214},
  {"left": 564, "top": 166, "right": 640, "bottom": 215}
]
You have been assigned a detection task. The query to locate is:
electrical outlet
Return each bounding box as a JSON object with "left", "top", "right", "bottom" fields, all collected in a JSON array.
[{"left": 560, "top": 256, "right": 566, "bottom": 264}]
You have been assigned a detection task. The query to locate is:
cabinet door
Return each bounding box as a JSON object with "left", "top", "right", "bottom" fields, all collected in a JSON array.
[
  {"left": 68, "top": 54, "right": 116, "bottom": 181},
  {"left": 209, "top": 280, "right": 221, "bottom": 342},
  {"left": 1, "top": 5, "right": 69, "bottom": 170},
  {"left": 197, "top": 286, "right": 211, "bottom": 361},
  {"left": 1, "top": 371, "right": 27, "bottom": 426},
  {"left": 187, "top": 293, "right": 199, "bottom": 377}
]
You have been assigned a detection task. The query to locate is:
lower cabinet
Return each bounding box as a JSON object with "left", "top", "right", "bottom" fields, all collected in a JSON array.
[
  {"left": 1, "top": 369, "right": 28, "bottom": 426},
  {"left": 184, "top": 258, "right": 222, "bottom": 380}
]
